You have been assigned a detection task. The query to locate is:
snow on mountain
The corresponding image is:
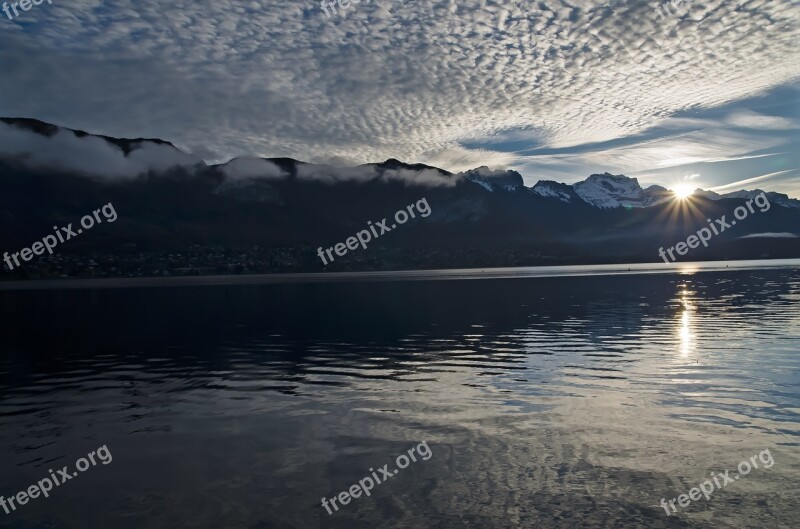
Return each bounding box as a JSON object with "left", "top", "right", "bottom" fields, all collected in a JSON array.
[
  {"left": 3, "top": 117, "right": 797, "bottom": 210},
  {"left": 641, "top": 185, "right": 673, "bottom": 206},
  {"left": 572, "top": 173, "right": 672, "bottom": 209},
  {"left": 574, "top": 173, "right": 638, "bottom": 208},
  {"left": 462, "top": 166, "right": 524, "bottom": 192},
  {"left": 719, "top": 190, "right": 800, "bottom": 209},
  {"left": 532, "top": 180, "right": 578, "bottom": 202}
]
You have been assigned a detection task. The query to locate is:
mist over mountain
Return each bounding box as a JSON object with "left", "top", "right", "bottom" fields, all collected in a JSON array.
[{"left": 1, "top": 117, "right": 799, "bottom": 278}]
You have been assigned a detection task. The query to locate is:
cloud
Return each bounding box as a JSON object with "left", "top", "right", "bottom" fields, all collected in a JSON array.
[
  {"left": 296, "top": 163, "right": 379, "bottom": 184},
  {"left": 724, "top": 111, "right": 797, "bottom": 130},
  {"left": 0, "top": 0, "right": 796, "bottom": 191},
  {"left": 185, "top": 144, "right": 223, "bottom": 162},
  {"left": 575, "top": 130, "right": 787, "bottom": 172},
  {"left": 510, "top": 119, "right": 800, "bottom": 195},
  {"left": 0, "top": 120, "right": 465, "bottom": 188},
  {"left": 739, "top": 232, "right": 798, "bottom": 239},
  {"left": 380, "top": 168, "right": 458, "bottom": 187},
  {"left": 422, "top": 147, "right": 519, "bottom": 173},
  {"left": 296, "top": 162, "right": 457, "bottom": 187},
  {"left": 220, "top": 157, "right": 285, "bottom": 180},
  {"left": 710, "top": 170, "right": 797, "bottom": 191},
  {"left": 0, "top": 121, "right": 202, "bottom": 180}
]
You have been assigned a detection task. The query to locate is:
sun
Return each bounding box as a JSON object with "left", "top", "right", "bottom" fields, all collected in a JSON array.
[{"left": 672, "top": 184, "right": 694, "bottom": 199}]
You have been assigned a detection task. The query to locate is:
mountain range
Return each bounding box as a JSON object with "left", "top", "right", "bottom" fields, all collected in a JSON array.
[{"left": 1, "top": 117, "right": 799, "bottom": 278}]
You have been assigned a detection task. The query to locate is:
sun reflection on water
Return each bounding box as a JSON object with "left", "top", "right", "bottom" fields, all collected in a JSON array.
[{"left": 678, "top": 283, "right": 696, "bottom": 358}]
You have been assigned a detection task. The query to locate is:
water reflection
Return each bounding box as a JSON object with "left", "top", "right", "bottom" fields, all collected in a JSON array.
[
  {"left": 678, "top": 283, "right": 696, "bottom": 359},
  {"left": 0, "top": 266, "right": 798, "bottom": 528}
]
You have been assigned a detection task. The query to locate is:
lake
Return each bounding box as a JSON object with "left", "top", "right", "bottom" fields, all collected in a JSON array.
[{"left": 1, "top": 260, "right": 798, "bottom": 528}]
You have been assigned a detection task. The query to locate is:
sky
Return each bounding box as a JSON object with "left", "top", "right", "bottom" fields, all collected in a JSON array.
[{"left": 0, "top": 0, "right": 798, "bottom": 196}]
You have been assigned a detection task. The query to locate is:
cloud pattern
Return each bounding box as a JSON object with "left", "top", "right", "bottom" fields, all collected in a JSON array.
[{"left": 0, "top": 0, "right": 797, "bottom": 191}]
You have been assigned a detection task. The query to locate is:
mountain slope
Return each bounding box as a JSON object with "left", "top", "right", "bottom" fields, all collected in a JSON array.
[{"left": 1, "top": 118, "right": 799, "bottom": 278}]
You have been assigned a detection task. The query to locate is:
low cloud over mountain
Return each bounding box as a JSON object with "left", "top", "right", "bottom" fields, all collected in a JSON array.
[
  {"left": 3, "top": 118, "right": 796, "bottom": 209},
  {"left": 1, "top": 118, "right": 799, "bottom": 279},
  {"left": 0, "top": 118, "right": 202, "bottom": 180}
]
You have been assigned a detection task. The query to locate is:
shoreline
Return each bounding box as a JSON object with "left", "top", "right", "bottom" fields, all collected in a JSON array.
[{"left": 1, "top": 258, "right": 799, "bottom": 291}]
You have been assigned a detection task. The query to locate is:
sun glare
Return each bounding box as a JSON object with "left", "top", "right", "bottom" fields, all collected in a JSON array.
[{"left": 672, "top": 184, "right": 694, "bottom": 199}]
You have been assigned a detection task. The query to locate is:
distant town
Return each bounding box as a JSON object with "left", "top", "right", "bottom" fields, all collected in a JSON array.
[{"left": 0, "top": 244, "right": 581, "bottom": 279}]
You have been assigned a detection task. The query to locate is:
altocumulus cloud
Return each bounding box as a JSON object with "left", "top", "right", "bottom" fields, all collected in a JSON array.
[{"left": 0, "top": 0, "right": 797, "bottom": 182}]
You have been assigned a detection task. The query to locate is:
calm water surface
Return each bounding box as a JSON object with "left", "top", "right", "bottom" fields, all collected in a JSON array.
[{"left": 0, "top": 263, "right": 799, "bottom": 528}]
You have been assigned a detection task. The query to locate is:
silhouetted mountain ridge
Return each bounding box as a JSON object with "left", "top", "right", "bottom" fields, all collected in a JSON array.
[{"left": 1, "top": 118, "right": 799, "bottom": 277}]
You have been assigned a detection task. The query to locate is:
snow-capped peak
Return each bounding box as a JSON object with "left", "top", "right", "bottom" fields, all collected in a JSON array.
[
  {"left": 462, "top": 166, "right": 524, "bottom": 192},
  {"left": 532, "top": 180, "right": 576, "bottom": 202},
  {"left": 572, "top": 173, "right": 671, "bottom": 208}
]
